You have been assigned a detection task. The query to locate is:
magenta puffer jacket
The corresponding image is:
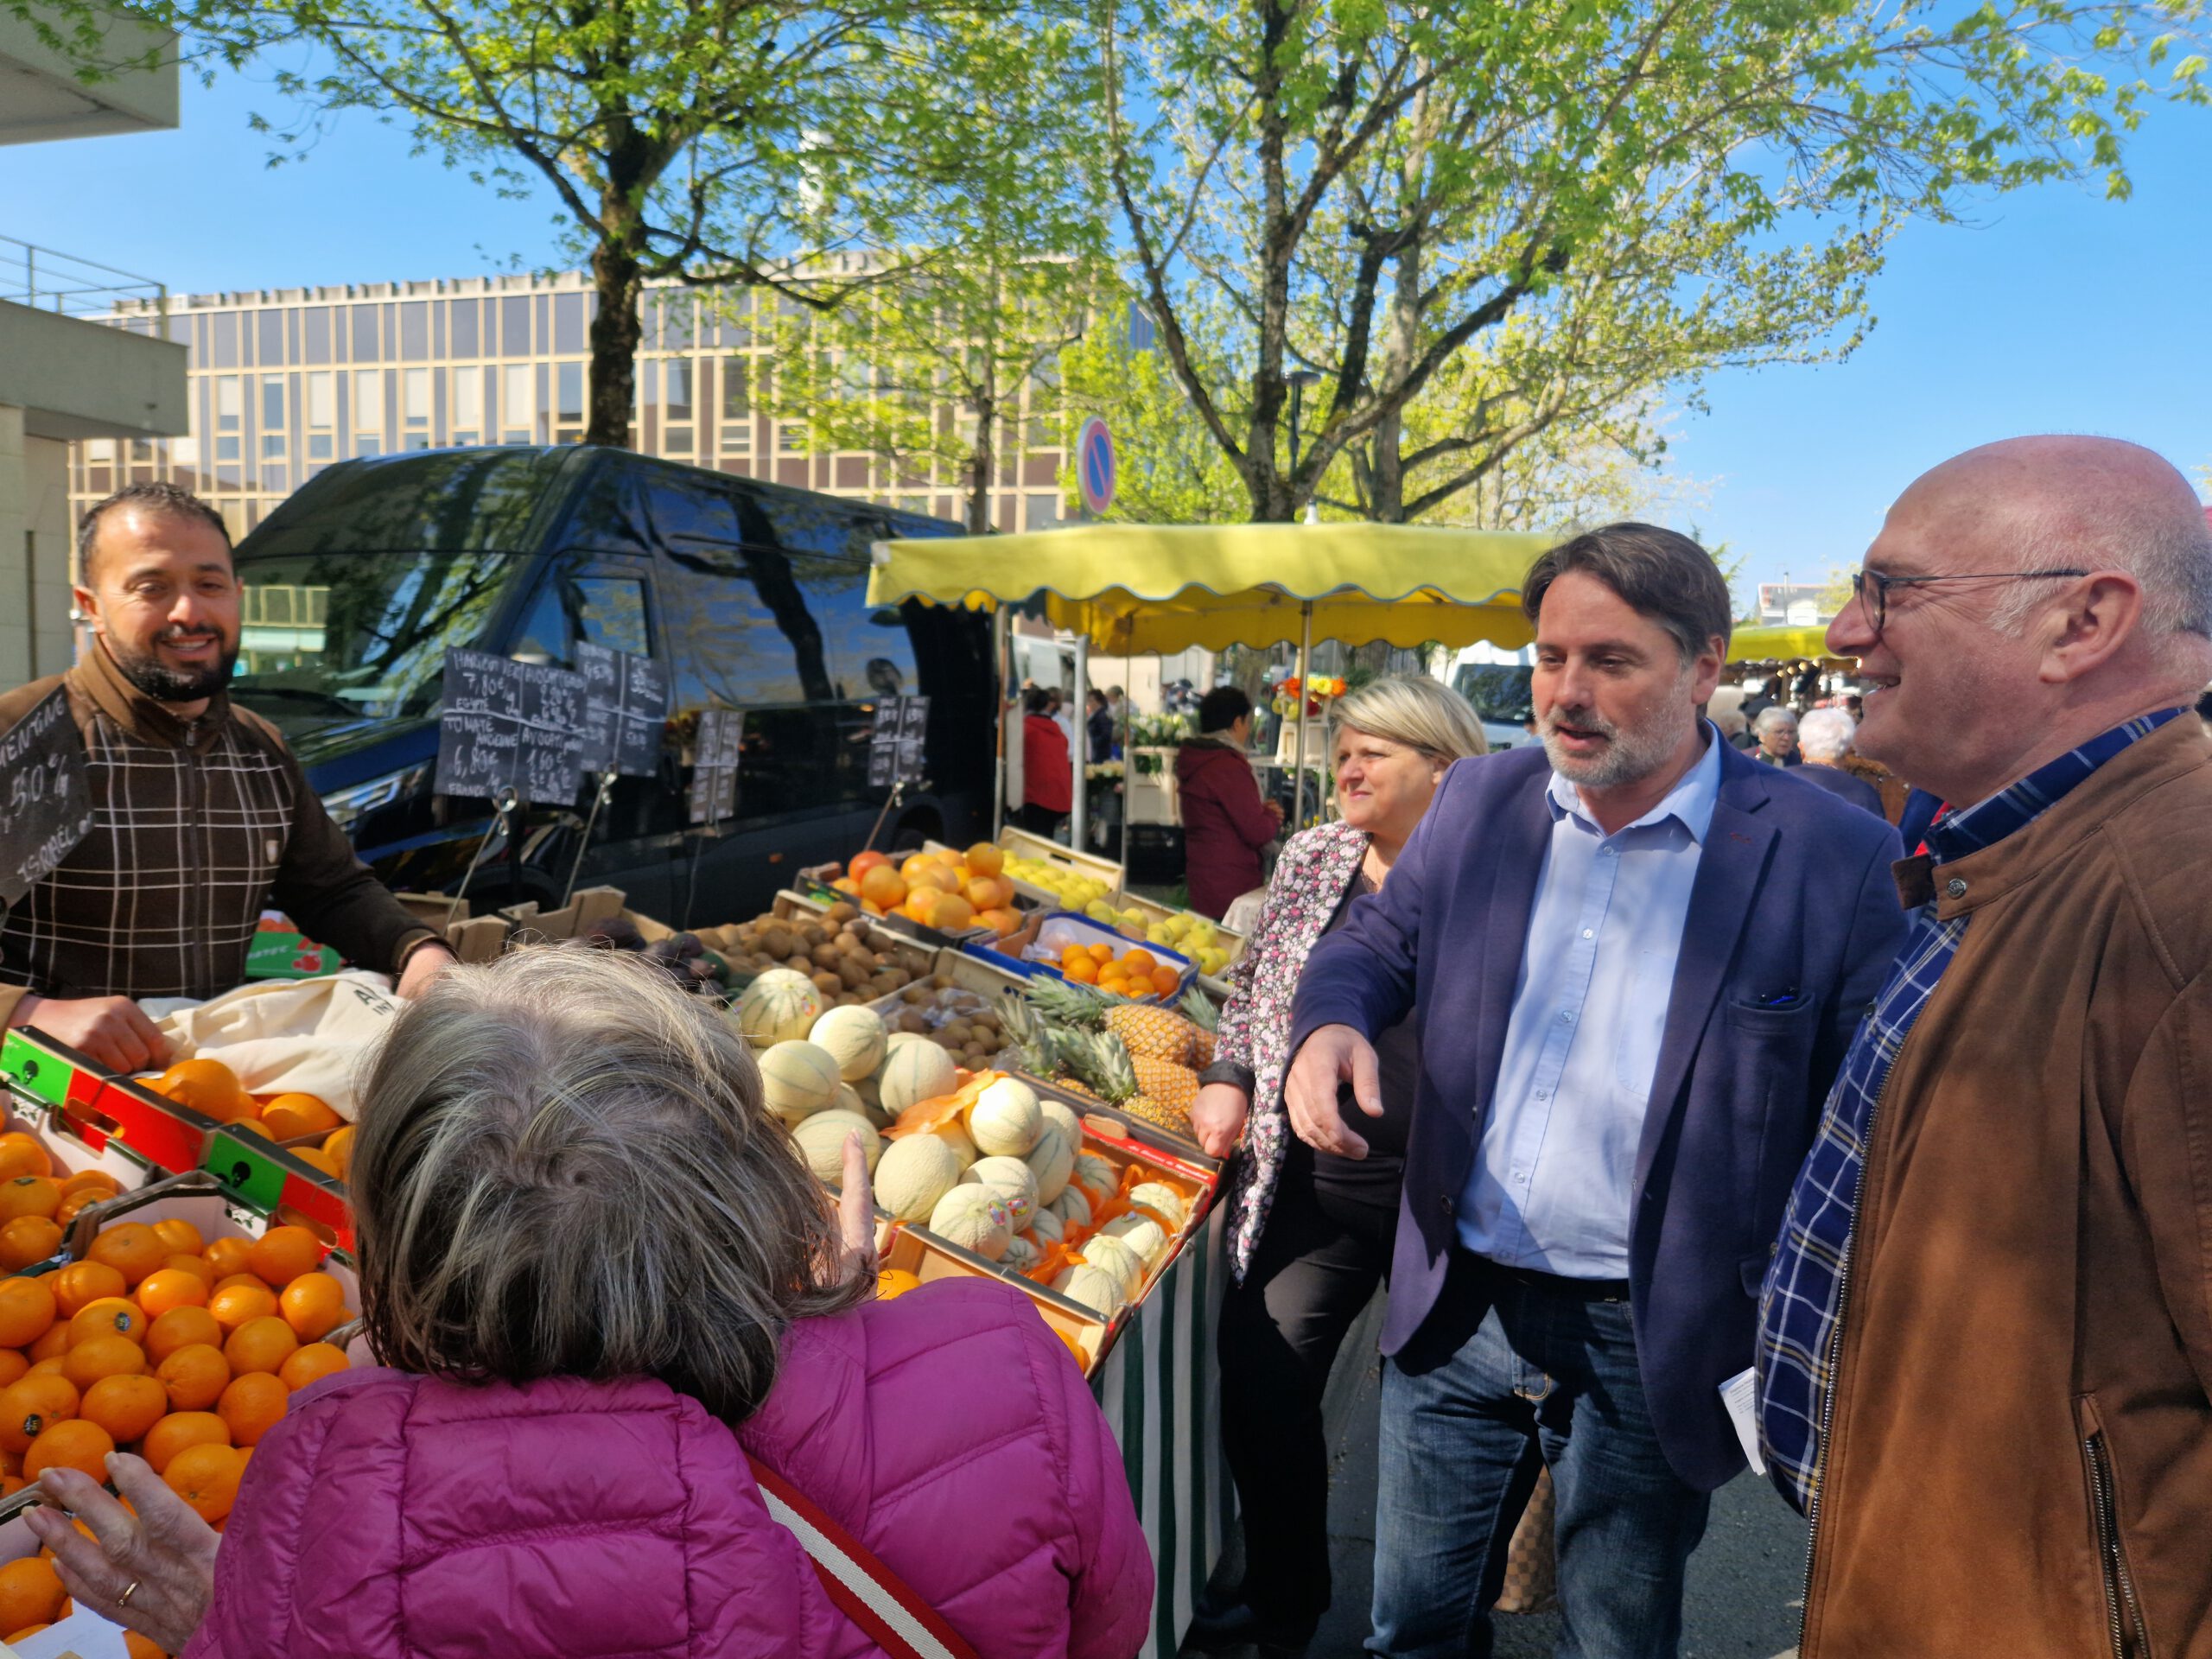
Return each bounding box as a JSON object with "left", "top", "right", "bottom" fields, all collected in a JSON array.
[{"left": 180, "top": 1280, "right": 1150, "bottom": 1659}]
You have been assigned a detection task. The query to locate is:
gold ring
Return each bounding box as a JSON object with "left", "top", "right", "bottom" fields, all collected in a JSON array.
[{"left": 118, "top": 1580, "right": 140, "bottom": 1607}]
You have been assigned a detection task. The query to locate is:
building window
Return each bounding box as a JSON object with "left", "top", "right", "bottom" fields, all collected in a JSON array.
[
  {"left": 779, "top": 421, "right": 806, "bottom": 454},
  {"left": 305, "top": 371, "right": 336, "bottom": 461},
  {"left": 260, "top": 378, "right": 287, "bottom": 460},
  {"left": 1024, "top": 493, "right": 1059, "bottom": 530},
  {"left": 302, "top": 307, "right": 332, "bottom": 365},
  {"left": 500, "top": 295, "right": 531, "bottom": 355},
  {"left": 403, "top": 367, "right": 432, "bottom": 448},
  {"left": 450, "top": 300, "right": 479, "bottom": 359},
  {"left": 554, "top": 293, "right": 586, "bottom": 355},
  {"left": 500, "top": 362, "right": 533, "bottom": 443},
  {"left": 662, "top": 358, "right": 694, "bottom": 454},
  {"left": 555, "top": 361, "right": 586, "bottom": 442},
  {"left": 351, "top": 305, "right": 379, "bottom": 362},
  {"left": 353, "top": 370, "right": 385, "bottom": 456},
  {"left": 451, "top": 366, "right": 483, "bottom": 444},
  {"left": 400, "top": 302, "right": 429, "bottom": 360},
  {"left": 214, "top": 376, "right": 243, "bottom": 465},
  {"left": 718, "top": 358, "right": 750, "bottom": 453}
]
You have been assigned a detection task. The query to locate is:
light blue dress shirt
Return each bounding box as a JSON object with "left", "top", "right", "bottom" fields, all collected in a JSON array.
[{"left": 1457, "top": 728, "right": 1723, "bottom": 1278}]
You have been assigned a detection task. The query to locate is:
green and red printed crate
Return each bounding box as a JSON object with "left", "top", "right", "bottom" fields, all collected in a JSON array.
[
  {"left": 0, "top": 1027, "right": 352, "bottom": 1249},
  {"left": 244, "top": 912, "right": 340, "bottom": 978}
]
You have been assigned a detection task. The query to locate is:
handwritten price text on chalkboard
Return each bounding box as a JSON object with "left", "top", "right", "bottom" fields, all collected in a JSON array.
[{"left": 0, "top": 687, "right": 95, "bottom": 906}]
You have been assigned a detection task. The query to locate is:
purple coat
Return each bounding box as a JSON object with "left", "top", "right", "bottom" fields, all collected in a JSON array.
[{"left": 181, "top": 1280, "right": 1150, "bottom": 1659}]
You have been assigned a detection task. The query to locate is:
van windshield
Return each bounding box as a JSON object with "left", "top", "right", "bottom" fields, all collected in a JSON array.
[
  {"left": 1452, "top": 664, "right": 1535, "bottom": 723},
  {"left": 227, "top": 548, "right": 528, "bottom": 722}
]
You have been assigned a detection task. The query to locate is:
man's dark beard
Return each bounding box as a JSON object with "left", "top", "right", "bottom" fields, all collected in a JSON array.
[{"left": 106, "top": 632, "right": 238, "bottom": 704}]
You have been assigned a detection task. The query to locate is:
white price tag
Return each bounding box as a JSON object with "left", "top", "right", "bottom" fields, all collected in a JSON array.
[{"left": 1719, "top": 1365, "right": 1767, "bottom": 1477}]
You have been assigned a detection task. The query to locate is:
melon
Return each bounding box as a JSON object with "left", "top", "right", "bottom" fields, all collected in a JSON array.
[
  {"left": 1100, "top": 1212, "right": 1167, "bottom": 1268},
  {"left": 1080, "top": 1233, "right": 1147, "bottom": 1299},
  {"left": 880, "top": 1042, "right": 960, "bottom": 1116},
  {"left": 1128, "top": 1180, "right": 1189, "bottom": 1231},
  {"left": 876, "top": 1134, "right": 963, "bottom": 1222},
  {"left": 1023, "top": 1119, "right": 1076, "bottom": 1205},
  {"left": 1038, "top": 1096, "right": 1083, "bottom": 1147},
  {"left": 967, "top": 1076, "right": 1042, "bottom": 1158},
  {"left": 930, "top": 1119, "right": 978, "bottom": 1169},
  {"left": 1046, "top": 1185, "right": 1092, "bottom": 1230},
  {"left": 734, "top": 969, "right": 824, "bottom": 1047},
  {"left": 1027, "top": 1208, "right": 1065, "bottom": 1247},
  {"left": 1052, "top": 1264, "right": 1126, "bottom": 1319},
  {"left": 790, "top": 1110, "right": 883, "bottom": 1185},
  {"left": 1002, "top": 1233, "right": 1042, "bottom": 1274},
  {"left": 959, "top": 1155, "right": 1039, "bottom": 1231},
  {"left": 809, "top": 1006, "right": 888, "bottom": 1081},
  {"left": 928, "top": 1185, "right": 1012, "bottom": 1260},
  {"left": 759, "top": 1040, "right": 841, "bottom": 1124},
  {"left": 1071, "top": 1152, "right": 1118, "bottom": 1209}
]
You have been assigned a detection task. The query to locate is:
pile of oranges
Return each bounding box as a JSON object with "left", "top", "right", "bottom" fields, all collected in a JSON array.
[
  {"left": 144, "top": 1058, "right": 354, "bottom": 1180},
  {"left": 836, "top": 846, "right": 1024, "bottom": 937},
  {"left": 0, "top": 1164, "right": 353, "bottom": 1650},
  {"left": 1057, "top": 943, "right": 1181, "bottom": 999}
]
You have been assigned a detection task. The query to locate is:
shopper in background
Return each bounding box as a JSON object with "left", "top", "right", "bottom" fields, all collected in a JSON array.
[
  {"left": 1189, "top": 677, "right": 1488, "bottom": 1656},
  {"left": 1790, "top": 708, "right": 1885, "bottom": 817},
  {"left": 1761, "top": 435, "right": 2212, "bottom": 1657},
  {"left": 1751, "top": 705, "right": 1801, "bottom": 766},
  {"left": 1178, "top": 686, "right": 1285, "bottom": 918},
  {"left": 1020, "top": 685, "right": 1075, "bottom": 839},
  {"left": 1085, "top": 687, "right": 1116, "bottom": 760},
  {"left": 33, "top": 947, "right": 1148, "bottom": 1659}
]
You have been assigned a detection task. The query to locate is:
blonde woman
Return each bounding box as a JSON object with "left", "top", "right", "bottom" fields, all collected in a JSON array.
[
  {"left": 32, "top": 947, "right": 1147, "bottom": 1659},
  {"left": 1187, "top": 676, "right": 1486, "bottom": 1656}
]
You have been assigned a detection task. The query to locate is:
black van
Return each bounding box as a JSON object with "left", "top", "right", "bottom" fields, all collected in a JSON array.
[{"left": 226, "top": 445, "right": 995, "bottom": 923}]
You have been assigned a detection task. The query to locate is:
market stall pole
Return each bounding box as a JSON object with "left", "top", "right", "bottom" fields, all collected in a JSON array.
[
  {"left": 1072, "top": 632, "right": 1090, "bottom": 854},
  {"left": 1290, "top": 599, "right": 1313, "bottom": 830}
]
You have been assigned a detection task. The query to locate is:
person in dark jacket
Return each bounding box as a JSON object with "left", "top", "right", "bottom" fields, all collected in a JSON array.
[
  {"left": 1177, "top": 687, "right": 1283, "bottom": 918},
  {"left": 1791, "top": 707, "right": 1886, "bottom": 817},
  {"left": 1084, "top": 688, "right": 1116, "bottom": 760},
  {"left": 1751, "top": 704, "right": 1802, "bottom": 766},
  {"left": 1020, "top": 687, "right": 1073, "bottom": 838}
]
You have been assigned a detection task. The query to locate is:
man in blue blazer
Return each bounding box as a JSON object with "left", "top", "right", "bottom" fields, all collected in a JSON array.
[{"left": 1285, "top": 525, "right": 1906, "bottom": 1659}]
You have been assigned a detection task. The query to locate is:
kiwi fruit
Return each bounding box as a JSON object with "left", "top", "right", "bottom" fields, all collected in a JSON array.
[
  {"left": 823, "top": 901, "right": 859, "bottom": 925},
  {"left": 760, "top": 925, "right": 793, "bottom": 960},
  {"left": 810, "top": 943, "right": 842, "bottom": 969},
  {"left": 899, "top": 1011, "right": 930, "bottom": 1034},
  {"left": 810, "top": 970, "right": 842, "bottom": 995}
]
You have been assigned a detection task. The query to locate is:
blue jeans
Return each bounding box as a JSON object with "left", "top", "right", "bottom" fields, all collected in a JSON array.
[{"left": 1369, "top": 1254, "right": 1711, "bottom": 1659}]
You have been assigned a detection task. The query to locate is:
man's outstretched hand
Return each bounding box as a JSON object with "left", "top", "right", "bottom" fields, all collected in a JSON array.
[
  {"left": 10, "top": 993, "right": 168, "bottom": 1074},
  {"left": 1282, "top": 1022, "right": 1383, "bottom": 1159}
]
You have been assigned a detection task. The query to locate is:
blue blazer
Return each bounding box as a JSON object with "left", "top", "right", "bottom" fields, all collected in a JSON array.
[{"left": 1287, "top": 739, "right": 1907, "bottom": 1489}]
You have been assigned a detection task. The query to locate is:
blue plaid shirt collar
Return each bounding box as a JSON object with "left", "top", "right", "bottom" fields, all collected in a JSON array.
[{"left": 1924, "top": 707, "right": 2186, "bottom": 863}]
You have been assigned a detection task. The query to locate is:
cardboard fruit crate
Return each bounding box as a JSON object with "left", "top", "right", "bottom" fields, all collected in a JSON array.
[
  {"left": 1, "top": 1028, "right": 220, "bottom": 1180},
  {"left": 963, "top": 912, "right": 1196, "bottom": 1007},
  {"left": 991, "top": 827, "right": 1124, "bottom": 912}
]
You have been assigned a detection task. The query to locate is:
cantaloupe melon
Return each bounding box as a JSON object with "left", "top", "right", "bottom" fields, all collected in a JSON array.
[
  {"left": 1100, "top": 1212, "right": 1167, "bottom": 1268},
  {"left": 928, "top": 1185, "right": 1012, "bottom": 1260},
  {"left": 1023, "top": 1119, "right": 1075, "bottom": 1205},
  {"left": 879, "top": 1042, "right": 959, "bottom": 1116},
  {"left": 1079, "top": 1233, "right": 1147, "bottom": 1299},
  {"left": 1046, "top": 1185, "right": 1091, "bottom": 1230},
  {"left": 930, "top": 1119, "right": 978, "bottom": 1168},
  {"left": 967, "top": 1076, "right": 1042, "bottom": 1158},
  {"left": 958, "top": 1155, "right": 1039, "bottom": 1231},
  {"left": 734, "top": 969, "right": 824, "bottom": 1047},
  {"left": 759, "top": 1040, "right": 841, "bottom": 1124},
  {"left": 790, "top": 1110, "right": 883, "bottom": 1185},
  {"left": 809, "top": 1006, "right": 888, "bottom": 1081},
  {"left": 1128, "top": 1180, "right": 1188, "bottom": 1231},
  {"left": 876, "top": 1134, "right": 962, "bottom": 1222},
  {"left": 1002, "top": 1233, "right": 1041, "bottom": 1274},
  {"left": 1071, "top": 1152, "right": 1118, "bottom": 1209},
  {"left": 1038, "top": 1096, "right": 1083, "bottom": 1147},
  {"left": 1052, "top": 1264, "right": 1125, "bottom": 1319},
  {"left": 1027, "top": 1209, "right": 1065, "bottom": 1247}
]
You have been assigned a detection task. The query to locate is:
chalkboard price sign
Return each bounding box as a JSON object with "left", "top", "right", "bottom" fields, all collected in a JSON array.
[
  {"left": 687, "top": 707, "right": 741, "bottom": 825},
  {"left": 868, "top": 696, "right": 931, "bottom": 790},
  {"left": 435, "top": 649, "right": 588, "bottom": 805},
  {"left": 0, "top": 687, "right": 94, "bottom": 907},
  {"left": 575, "top": 642, "right": 671, "bottom": 777}
]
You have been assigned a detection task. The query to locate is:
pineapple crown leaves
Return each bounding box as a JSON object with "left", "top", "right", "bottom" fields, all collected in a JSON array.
[
  {"left": 1025, "top": 976, "right": 1112, "bottom": 1030},
  {"left": 1179, "top": 986, "right": 1220, "bottom": 1033}
]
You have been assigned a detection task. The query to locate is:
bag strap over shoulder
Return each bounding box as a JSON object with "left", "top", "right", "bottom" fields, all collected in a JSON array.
[{"left": 747, "top": 1455, "right": 982, "bottom": 1659}]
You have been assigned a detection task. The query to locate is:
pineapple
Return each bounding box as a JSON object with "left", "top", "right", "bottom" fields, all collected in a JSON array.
[
  {"left": 1027, "top": 976, "right": 1109, "bottom": 1033},
  {"left": 997, "top": 995, "right": 1063, "bottom": 1080},
  {"left": 1068, "top": 1031, "right": 1198, "bottom": 1140},
  {"left": 1032, "top": 971, "right": 1200, "bottom": 1067},
  {"left": 1179, "top": 988, "right": 1220, "bottom": 1067}
]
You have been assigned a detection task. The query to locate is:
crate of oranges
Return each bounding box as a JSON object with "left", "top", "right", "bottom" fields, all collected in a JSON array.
[
  {"left": 978, "top": 913, "right": 1196, "bottom": 1006},
  {"left": 0, "top": 1174, "right": 359, "bottom": 1649},
  {"left": 140, "top": 1058, "right": 353, "bottom": 1187}
]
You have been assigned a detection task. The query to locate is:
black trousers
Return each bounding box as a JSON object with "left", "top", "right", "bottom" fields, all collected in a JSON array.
[
  {"left": 1217, "top": 1146, "right": 1399, "bottom": 1630},
  {"left": 1014, "top": 802, "right": 1065, "bottom": 838}
]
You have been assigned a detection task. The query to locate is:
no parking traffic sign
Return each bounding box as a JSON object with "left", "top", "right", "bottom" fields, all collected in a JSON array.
[{"left": 1076, "top": 416, "right": 1116, "bottom": 516}]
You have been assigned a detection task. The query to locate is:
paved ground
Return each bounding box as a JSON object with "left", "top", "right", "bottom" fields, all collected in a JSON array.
[{"left": 1190, "top": 1314, "right": 1809, "bottom": 1659}]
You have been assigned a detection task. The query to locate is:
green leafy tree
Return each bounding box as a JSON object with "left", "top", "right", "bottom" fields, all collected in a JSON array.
[{"left": 1097, "top": 0, "right": 2209, "bottom": 523}]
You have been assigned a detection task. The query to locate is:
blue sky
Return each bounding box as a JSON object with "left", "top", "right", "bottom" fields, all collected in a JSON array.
[{"left": 9, "top": 75, "right": 2209, "bottom": 613}]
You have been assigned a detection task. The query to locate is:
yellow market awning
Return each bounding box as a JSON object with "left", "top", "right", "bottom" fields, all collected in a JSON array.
[
  {"left": 1729, "top": 623, "right": 1853, "bottom": 662},
  {"left": 867, "top": 523, "right": 1554, "bottom": 655}
]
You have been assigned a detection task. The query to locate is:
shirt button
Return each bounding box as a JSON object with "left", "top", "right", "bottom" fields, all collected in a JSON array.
[
  {"left": 1560, "top": 1010, "right": 1575, "bottom": 1024},
  {"left": 1535, "top": 1089, "right": 1549, "bottom": 1101},
  {"left": 1945, "top": 878, "right": 1967, "bottom": 899},
  {"left": 1439, "top": 1194, "right": 1454, "bottom": 1216},
  {"left": 1581, "top": 928, "right": 1594, "bottom": 939}
]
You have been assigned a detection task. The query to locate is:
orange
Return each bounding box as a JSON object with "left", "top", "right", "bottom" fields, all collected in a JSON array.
[
  {"left": 207, "top": 1282, "right": 276, "bottom": 1334},
  {"left": 54, "top": 1190, "right": 104, "bottom": 1226},
  {"left": 213, "top": 1274, "right": 264, "bottom": 1294},
  {"left": 51, "top": 1260, "right": 125, "bottom": 1318},
  {"left": 146, "top": 1305, "right": 222, "bottom": 1364},
  {"left": 223, "top": 1316, "right": 297, "bottom": 1377},
  {"left": 964, "top": 842, "right": 1005, "bottom": 878},
  {"left": 202, "top": 1237, "right": 253, "bottom": 1280},
  {"left": 1121, "top": 949, "right": 1156, "bottom": 974},
  {"left": 0, "top": 1475, "right": 18, "bottom": 1497},
  {"left": 321, "top": 1126, "right": 355, "bottom": 1178},
  {"left": 86, "top": 1222, "right": 166, "bottom": 1287},
  {"left": 62, "top": 1333, "right": 146, "bottom": 1389},
  {"left": 277, "top": 1342, "right": 349, "bottom": 1392},
  {"left": 1150, "top": 965, "right": 1181, "bottom": 996},
  {"left": 80, "top": 1373, "right": 168, "bottom": 1444},
  {"left": 152, "top": 1058, "right": 251, "bottom": 1122},
  {"left": 124, "top": 1632, "right": 168, "bottom": 1659},
  {"left": 287, "top": 1148, "right": 340, "bottom": 1181},
  {"left": 227, "top": 1120, "right": 271, "bottom": 1140},
  {"left": 215, "top": 1370, "right": 288, "bottom": 1446},
  {"left": 136, "top": 1269, "right": 210, "bottom": 1319},
  {"left": 67, "top": 1298, "right": 147, "bottom": 1346},
  {"left": 0, "top": 1353, "right": 28, "bottom": 1390},
  {"left": 245, "top": 1226, "right": 321, "bottom": 1288},
  {"left": 3, "top": 1631, "right": 50, "bottom": 1647},
  {"left": 277, "top": 1273, "right": 347, "bottom": 1342},
  {"left": 162, "top": 1253, "right": 215, "bottom": 1286},
  {"left": 141, "top": 1410, "right": 229, "bottom": 1474},
  {"left": 149, "top": 1217, "right": 204, "bottom": 1254},
  {"left": 1064, "top": 955, "right": 1098, "bottom": 984},
  {"left": 0, "top": 1375, "right": 79, "bottom": 1453},
  {"left": 0, "top": 1278, "right": 55, "bottom": 1349},
  {"left": 27, "top": 1328, "right": 69, "bottom": 1364},
  {"left": 0, "top": 1135, "right": 52, "bottom": 1181},
  {"left": 22, "top": 1417, "right": 113, "bottom": 1481},
  {"left": 25, "top": 1357, "right": 67, "bottom": 1381},
  {"left": 858, "top": 866, "right": 906, "bottom": 910},
  {"left": 849, "top": 849, "right": 891, "bottom": 880},
  {"left": 58, "top": 1169, "right": 122, "bottom": 1202},
  {"left": 0, "top": 1217, "right": 61, "bottom": 1273},
  {"left": 0, "top": 1556, "right": 65, "bottom": 1635},
  {"left": 0, "top": 1178, "right": 60, "bottom": 1224},
  {"left": 153, "top": 1344, "right": 230, "bottom": 1412},
  {"left": 162, "top": 1440, "right": 243, "bottom": 1523},
  {"left": 259, "top": 1094, "right": 341, "bottom": 1140}
]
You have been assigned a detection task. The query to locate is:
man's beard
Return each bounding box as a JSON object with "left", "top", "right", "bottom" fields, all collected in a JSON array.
[
  {"left": 107, "top": 627, "right": 238, "bottom": 704},
  {"left": 1540, "top": 688, "right": 1692, "bottom": 789}
]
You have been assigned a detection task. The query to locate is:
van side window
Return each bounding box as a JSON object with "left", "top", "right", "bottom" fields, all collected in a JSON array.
[{"left": 509, "top": 569, "right": 652, "bottom": 669}]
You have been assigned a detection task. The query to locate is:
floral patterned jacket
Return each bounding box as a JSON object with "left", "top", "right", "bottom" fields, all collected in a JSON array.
[{"left": 1217, "top": 818, "right": 1370, "bottom": 1281}]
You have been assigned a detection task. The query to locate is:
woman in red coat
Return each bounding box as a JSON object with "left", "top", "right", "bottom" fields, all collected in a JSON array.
[
  {"left": 1020, "top": 685, "right": 1073, "bottom": 838},
  {"left": 1176, "top": 686, "right": 1284, "bottom": 918}
]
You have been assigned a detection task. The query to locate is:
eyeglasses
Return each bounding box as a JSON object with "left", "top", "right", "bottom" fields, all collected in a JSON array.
[{"left": 1849, "top": 568, "right": 2091, "bottom": 641}]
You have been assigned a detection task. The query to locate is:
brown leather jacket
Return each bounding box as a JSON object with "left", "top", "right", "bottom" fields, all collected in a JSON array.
[{"left": 1803, "top": 715, "right": 2212, "bottom": 1657}]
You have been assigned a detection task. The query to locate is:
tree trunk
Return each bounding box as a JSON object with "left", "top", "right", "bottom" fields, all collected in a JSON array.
[
  {"left": 587, "top": 222, "right": 645, "bottom": 448},
  {"left": 963, "top": 391, "right": 997, "bottom": 534}
]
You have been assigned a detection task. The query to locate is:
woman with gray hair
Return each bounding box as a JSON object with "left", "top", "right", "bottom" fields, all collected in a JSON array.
[
  {"left": 28, "top": 947, "right": 1149, "bottom": 1659},
  {"left": 1187, "top": 674, "right": 1488, "bottom": 1656},
  {"left": 1792, "top": 706, "right": 1888, "bottom": 817}
]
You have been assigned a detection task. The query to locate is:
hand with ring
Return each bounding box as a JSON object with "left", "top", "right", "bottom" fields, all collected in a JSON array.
[{"left": 25, "top": 1452, "right": 219, "bottom": 1655}]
